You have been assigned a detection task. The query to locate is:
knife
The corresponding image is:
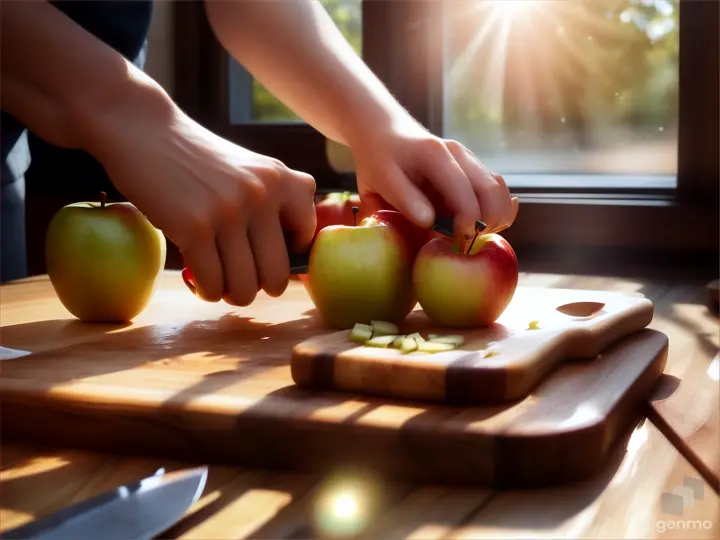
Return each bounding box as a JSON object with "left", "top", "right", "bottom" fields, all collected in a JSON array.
[
  {"left": 181, "top": 214, "right": 486, "bottom": 293},
  {"left": 2, "top": 466, "right": 208, "bottom": 540}
]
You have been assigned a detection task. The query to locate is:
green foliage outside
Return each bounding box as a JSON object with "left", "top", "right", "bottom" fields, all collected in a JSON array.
[
  {"left": 251, "top": 0, "right": 362, "bottom": 122},
  {"left": 251, "top": 0, "right": 679, "bottom": 153}
]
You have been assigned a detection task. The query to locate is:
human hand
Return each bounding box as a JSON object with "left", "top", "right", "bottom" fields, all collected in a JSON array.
[
  {"left": 351, "top": 119, "right": 518, "bottom": 239},
  {"left": 91, "top": 101, "right": 316, "bottom": 305}
]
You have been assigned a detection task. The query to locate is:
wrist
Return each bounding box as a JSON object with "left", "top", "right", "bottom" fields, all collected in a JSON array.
[{"left": 71, "top": 67, "right": 176, "bottom": 162}]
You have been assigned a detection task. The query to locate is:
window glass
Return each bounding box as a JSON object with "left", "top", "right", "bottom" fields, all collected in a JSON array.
[
  {"left": 443, "top": 0, "right": 679, "bottom": 181},
  {"left": 229, "top": 0, "right": 362, "bottom": 124}
]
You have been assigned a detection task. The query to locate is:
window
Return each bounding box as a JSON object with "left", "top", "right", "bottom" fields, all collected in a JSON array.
[
  {"left": 444, "top": 0, "right": 679, "bottom": 186},
  {"left": 174, "top": 0, "right": 718, "bottom": 258},
  {"left": 228, "top": 0, "right": 363, "bottom": 124}
]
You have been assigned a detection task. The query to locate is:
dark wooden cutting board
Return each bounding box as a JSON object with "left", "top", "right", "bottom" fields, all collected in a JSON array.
[{"left": 0, "top": 283, "right": 667, "bottom": 488}]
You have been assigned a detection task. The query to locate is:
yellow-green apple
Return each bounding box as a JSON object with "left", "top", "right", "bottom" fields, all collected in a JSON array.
[
  {"left": 307, "top": 219, "right": 417, "bottom": 329},
  {"left": 412, "top": 233, "right": 518, "bottom": 328},
  {"left": 45, "top": 193, "right": 166, "bottom": 323}
]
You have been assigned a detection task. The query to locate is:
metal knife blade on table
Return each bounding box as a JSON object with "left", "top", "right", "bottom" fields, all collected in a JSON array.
[
  {"left": 181, "top": 215, "right": 486, "bottom": 292},
  {"left": 2, "top": 466, "right": 208, "bottom": 540}
]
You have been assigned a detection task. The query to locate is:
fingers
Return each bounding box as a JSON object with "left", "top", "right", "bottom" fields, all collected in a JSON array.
[
  {"left": 248, "top": 211, "right": 290, "bottom": 297},
  {"left": 364, "top": 163, "right": 436, "bottom": 229},
  {"left": 447, "top": 142, "right": 515, "bottom": 234},
  {"left": 420, "top": 141, "right": 481, "bottom": 238},
  {"left": 279, "top": 170, "right": 317, "bottom": 252},
  {"left": 180, "top": 228, "right": 224, "bottom": 302},
  {"left": 217, "top": 222, "right": 259, "bottom": 307}
]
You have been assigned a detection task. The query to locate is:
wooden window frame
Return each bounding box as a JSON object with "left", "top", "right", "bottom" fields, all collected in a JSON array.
[{"left": 173, "top": 0, "right": 718, "bottom": 268}]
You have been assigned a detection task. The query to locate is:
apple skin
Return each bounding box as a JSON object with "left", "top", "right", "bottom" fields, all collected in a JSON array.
[
  {"left": 45, "top": 200, "right": 167, "bottom": 323},
  {"left": 307, "top": 222, "right": 417, "bottom": 329},
  {"left": 412, "top": 233, "right": 518, "bottom": 328},
  {"left": 361, "top": 209, "right": 444, "bottom": 258}
]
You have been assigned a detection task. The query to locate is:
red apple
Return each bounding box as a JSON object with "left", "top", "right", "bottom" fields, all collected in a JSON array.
[
  {"left": 360, "top": 210, "right": 445, "bottom": 258},
  {"left": 412, "top": 233, "right": 518, "bottom": 328}
]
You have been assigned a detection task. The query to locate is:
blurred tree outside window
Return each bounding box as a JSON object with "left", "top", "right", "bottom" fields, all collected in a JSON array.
[
  {"left": 245, "top": 0, "right": 679, "bottom": 180},
  {"left": 251, "top": 0, "right": 363, "bottom": 122},
  {"left": 444, "top": 0, "right": 679, "bottom": 177}
]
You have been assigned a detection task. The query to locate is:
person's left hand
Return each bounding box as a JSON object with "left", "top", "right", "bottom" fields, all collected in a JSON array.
[{"left": 351, "top": 118, "right": 518, "bottom": 240}]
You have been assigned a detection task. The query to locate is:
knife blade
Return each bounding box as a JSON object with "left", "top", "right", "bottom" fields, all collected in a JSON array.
[{"left": 2, "top": 466, "right": 208, "bottom": 540}]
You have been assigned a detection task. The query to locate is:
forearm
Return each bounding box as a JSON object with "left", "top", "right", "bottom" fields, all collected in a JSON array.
[
  {"left": 0, "top": 0, "right": 171, "bottom": 155},
  {"left": 204, "top": 0, "right": 414, "bottom": 147}
]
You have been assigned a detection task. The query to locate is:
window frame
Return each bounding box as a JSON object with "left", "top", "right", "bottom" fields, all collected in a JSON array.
[{"left": 173, "top": 0, "right": 718, "bottom": 257}]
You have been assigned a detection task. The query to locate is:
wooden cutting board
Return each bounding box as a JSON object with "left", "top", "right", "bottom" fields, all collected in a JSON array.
[
  {"left": 0, "top": 284, "right": 668, "bottom": 488},
  {"left": 293, "top": 287, "right": 655, "bottom": 404}
]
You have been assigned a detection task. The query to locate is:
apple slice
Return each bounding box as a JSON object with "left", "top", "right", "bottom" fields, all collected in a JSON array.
[
  {"left": 428, "top": 335, "right": 465, "bottom": 346},
  {"left": 371, "top": 320, "right": 400, "bottom": 337},
  {"left": 365, "top": 335, "right": 400, "bottom": 348},
  {"left": 391, "top": 335, "right": 407, "bottom": 348},
  {"left": 416, "top": 341, "right": 457, "bottom": 353},
  {"left": 350, "top": 323, "right": 374, "bottom": 343},
  {"left": 406, "top": 332, "right": 426, "bottom": 344},
  {"left": 400, "top": 337, "right": 418, "bottom": 354}
]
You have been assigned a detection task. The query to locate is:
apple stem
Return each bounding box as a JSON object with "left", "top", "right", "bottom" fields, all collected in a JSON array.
[
  {"left": 100, "top": 191, "right": 107, "bottom": 209},
  {"left": 465, "top": 229, "right": 480, "bottom": 255},
  {"left": 352, "top": 206, "right": 359, "bottom": 227}
]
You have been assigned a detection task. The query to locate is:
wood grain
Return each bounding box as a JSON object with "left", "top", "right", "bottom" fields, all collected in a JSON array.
[
  {"left": 0, "top": 276, "right": 666, "bottom": 489},
  {"left": 291, "top": 287, "right": 655, "bottom": 404},
  {"left": 2, "top": 419, "right": 717, "bottom": 539},
  {"left": 1, "top": 272, "right": 718, "bottom": 538}
]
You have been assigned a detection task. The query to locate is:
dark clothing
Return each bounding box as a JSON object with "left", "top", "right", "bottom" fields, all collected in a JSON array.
[{"left": 1, "top": 1, "right": 154, "bottom": 282}]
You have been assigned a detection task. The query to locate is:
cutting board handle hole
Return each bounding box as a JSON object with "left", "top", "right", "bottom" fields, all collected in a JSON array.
[{"left": 555, "top": 301, "right": 606, "bottom": 318}]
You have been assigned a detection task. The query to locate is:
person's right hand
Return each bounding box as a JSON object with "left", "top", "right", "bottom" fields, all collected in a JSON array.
[{"left": 90, "top": 97, "right": 317, "bottom": 306}]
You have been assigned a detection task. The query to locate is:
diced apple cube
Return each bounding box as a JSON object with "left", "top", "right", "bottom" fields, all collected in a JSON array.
[
  {"left": 416, "top": 341, "right": 457, "bottom": 353},
  {"left": 350, "top": 323, "right": 374, "bottom": 343},
  {"left": 428, "top": 335, "right": 464, "bottom": 346},
  {"left": 400, "top": 337, "right": 418, "bottom": 353},
  {"left": 365, "top": 335, "right": 399, "bottom": 347},
  {"left": 370, "top": 320, "right": 399, "bottom": 336}
]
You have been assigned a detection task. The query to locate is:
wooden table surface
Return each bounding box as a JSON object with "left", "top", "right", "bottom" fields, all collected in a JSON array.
[{"left": 1, "top": 271, "right": 718, "bottom": 539}]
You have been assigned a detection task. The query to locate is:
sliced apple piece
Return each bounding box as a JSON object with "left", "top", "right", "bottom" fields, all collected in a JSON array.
[
  {"left": 428, "top": 333, "right": 439, "bottom": 340},
  {"left": 428, "top": 334, "right": 465, "bottom": 346},
  {"left": 391, "top": 335, "right": 407, "bottom": 348},
  {"left": 406, "top": 332, "right": 426, "bottom": 344},
  {"left": 416, "top": 341, "right": 457, "bottom": 353},
  {"left": 365, "top": 335, "right": 400, "bottom": 347},
  {"left": 400, "top": 337, "right": 418, "bottom": 354},
  {"left": 370, "top": 320, "right": 399, "bottom": 337},
  {"left": 350, "top": 323, "right": 374, "bottom": 343}
]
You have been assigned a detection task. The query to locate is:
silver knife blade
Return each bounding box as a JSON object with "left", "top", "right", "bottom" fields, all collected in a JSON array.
[{"left": 2, "top": 466, "right": 208, "bottom": 540}]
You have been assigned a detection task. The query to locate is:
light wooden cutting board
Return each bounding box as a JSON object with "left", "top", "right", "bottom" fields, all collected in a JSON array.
[{"left": 292, "top": 287, "right": 655, "bottom": 404}]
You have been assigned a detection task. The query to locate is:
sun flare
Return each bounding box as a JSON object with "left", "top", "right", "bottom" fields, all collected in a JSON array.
[{"left": 484, "top": 0, "right": 538, "bottom": 18}]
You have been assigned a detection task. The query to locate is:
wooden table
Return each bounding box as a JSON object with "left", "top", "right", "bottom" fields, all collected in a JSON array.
[{"left": 1, "top": 271, "right": 718, "bottom": 539}]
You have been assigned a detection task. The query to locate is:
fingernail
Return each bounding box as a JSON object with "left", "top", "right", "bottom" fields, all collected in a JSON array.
[{"left": 411, "top": 201, "right": 434, "bottom": 226}]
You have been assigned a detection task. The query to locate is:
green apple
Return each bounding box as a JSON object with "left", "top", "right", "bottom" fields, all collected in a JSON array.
[
  {"left": 307, "top": 220, "right": 417, "bottom": 329},
  {"left": 412, "top": 233, "right": 519, "bottom": 328},
  {"left": 45, "top": 192, "right": 166, "bottom": 323}
]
